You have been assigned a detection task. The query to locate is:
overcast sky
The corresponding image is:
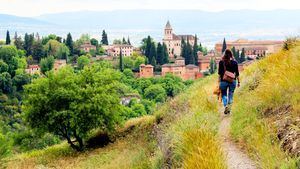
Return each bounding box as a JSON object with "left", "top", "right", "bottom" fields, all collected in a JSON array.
[{"left": 1, "top": 0, "right": 300, "bottom": 17}]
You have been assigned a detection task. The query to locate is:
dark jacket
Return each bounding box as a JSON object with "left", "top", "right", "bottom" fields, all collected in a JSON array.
[{"left": 218, "top": 60, "right": 239, "bottom": 81}]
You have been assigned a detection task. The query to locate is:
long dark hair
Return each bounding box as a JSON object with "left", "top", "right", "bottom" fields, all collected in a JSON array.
[{"left": 223, "top": 49, "right": 233, "bottom": 64}]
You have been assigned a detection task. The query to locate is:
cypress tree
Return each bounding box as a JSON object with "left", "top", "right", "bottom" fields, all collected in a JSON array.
[
  {"left": 240, "top": 48, "right": 246, "bottom": 63},
  {"left": 66, "top": 33, "right": 74, "bottom": 54},
  {"left": 181, "top": 37, "right": 187, "bottom": 59},
  {"left": 145, "top": 36, "right": 152, "bottom": 58},
  {"left": 14, "top": 32, "right": 24, "bottom": 50},
  {"left": 222, "top": 38, "right": 227, "bottom": 53},
  {"left": 122, "top": 37, "right": 127, "bottom": 45},
  {"left": 6, "top": 30, "right": 11, "bottom": 45},
  {"left": 186, "top": 39, "right": 194, "bottom": 65},
  {"left": 236, "top": 49, "right": 240, "bottom": 63},
  {"left": 24, "top": 33, "right": 34, "bottom": 56},
  {"left": 119, "top": 49, "right": 124, "bottom": 72},
  {"left": 156, "top": 42, "right": 163, "bottom": 65},
  {"left": 149, "top": 42, "right": 156, "bottom": 66},
  {"left": 162, "top": 43, "right": 169, "bottom": 64},
  {"left": 101, "top": 30, "right": 109, "bottom": 45},
  {"left": 127, "top": 37, "right": 131, "bottom": 45},
  {"left": 193, "top": 35, "right": 199, "bottom": 65},
  {"left": 231, "top": 46, "right": 238, "bottom": 61}
]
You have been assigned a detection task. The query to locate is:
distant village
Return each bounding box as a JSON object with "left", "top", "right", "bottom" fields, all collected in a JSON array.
[{"left": 1, "top": 21, "right": 284, "bottom": 81}]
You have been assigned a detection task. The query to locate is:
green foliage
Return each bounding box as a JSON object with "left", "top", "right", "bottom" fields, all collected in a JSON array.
[
  {"left": 0, "top": 72, "right": 13, "bottom": 94},
  {"left": 77, "top": 55, "right": 90, "bottom": 70},
  {"left": 12, "top": 73, "right": 31, "bottom": 91},
  {"left": 144, "top": 84, "right": 167, "bottom": 103},
  {"left": 123, "top": 68, "right": 134, "bottom": 78},
  {"left": 32, "top": 40, "right": 44, "bottom": 61},
  {"left": 0, "top": 60, "right": 8, "bottom": 73},
  {"left": 209, "top": 58, "right": 217, "bottom": 74},
  {"left": 0, "top": 133, "right": 11, "bottom": 159},
  {"left": 0, "top": 45, "right": 19, "bottom": 75},
  {"left": 23, "top": 65, "right": 124, "bottom": 151},
  {"left": 40, "top": 56, "right": 55, "bottom": 74},
  {"left": 158, "top": 74, "right": 185, "bottom": 97},
  {"left": 44, "top": 40, "right": 69, "bottom": 59}
]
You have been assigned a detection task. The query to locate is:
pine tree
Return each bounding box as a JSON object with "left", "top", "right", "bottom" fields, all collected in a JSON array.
[
  {"left": 149, "top": 42, "right": 156, "bottom": 66},
  {"left": 127, "top": 37, "right": 131, "bottom": 45},
  {"left": 162, "top": 43, "right": 169, "bottom": 64},
  {"left": 181, "top": 37, "right": 186, "bottom": 58},
  {"left": 222, "top": 38, "right": 227, "bottom": 53},
  {"left": 66, "top": 33, "right": 74, "bottom": 54},
  {"left": 193, "top": 35, "right": 199, "bottom": 65},
  {"left": 5, "top": 30, "right": 11, "bottom": 45},
  {"left": 119, "top": 49, "right": 124, "bottom": 72},
  {"left": 240, "top": 48, "right": 246, "bottom": 63},
  {"left": 101, "top": 30, "right": 109, "bottom": 45},
  {"left": 156, "top": 42, "right": 163, "bottom": 65}
]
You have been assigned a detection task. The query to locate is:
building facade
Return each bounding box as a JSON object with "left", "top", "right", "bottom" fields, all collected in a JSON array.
[
  {"left": 163, "top": 21, "right": 195, "bottom": 60},
  {"left": 80, "top": 42, "right": 97, "bottom": 53},
  {"left": 215, "top": 39, "right": 284, "bottom": 56},
  {"left": 25, "top": 65, "right": 40, "bottom": 75},
  {"left": 105, "top": 44, "right": 134, "bottom": 57},
  {"left": 139, "top": 64, "right": 154, "bottom": 78},
  {"left": 162, "top": 57, "right": 201, "bottom": 80}
]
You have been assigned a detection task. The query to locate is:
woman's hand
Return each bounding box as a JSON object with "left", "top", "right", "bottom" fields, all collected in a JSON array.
[{"left": 237, "top": 82, "right": 240, "bottom": 87}]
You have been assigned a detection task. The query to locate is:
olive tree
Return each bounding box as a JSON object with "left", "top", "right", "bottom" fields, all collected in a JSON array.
[{"left": 23, "top": 65, "right": 123, "bottom": 151}]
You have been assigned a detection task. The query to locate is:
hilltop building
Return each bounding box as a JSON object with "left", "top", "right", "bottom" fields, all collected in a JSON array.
[
  {"left": 80, "top": 42, "right": 96, "bottom": 53},
  {"left": 215, "top": 39, "right": 283, "bottom": 56},
  {"left": 25, "top": 65, "right": 40, "bottom": 75},
  {"left": 162, "top": 57, "right": 201, "bottom": 80},
  {"left": 54, "top": 59, "right": 67, "bottom": 71},
  {"left": 163, "top": 21, "right": 195, "bottom": 60},
  {"left": 104, "top": 44, "right": 134, "bottom": 57},
  {"left": 139, "top": 64, "right": 154, "bottom": 78},
  {"left": 197, "top": 51, "right": 222, "bottom": 72}
]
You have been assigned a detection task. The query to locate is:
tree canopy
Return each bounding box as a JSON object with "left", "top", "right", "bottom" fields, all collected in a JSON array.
[{"left": 23, "top": 65, "right": 124, "bottom": 151}]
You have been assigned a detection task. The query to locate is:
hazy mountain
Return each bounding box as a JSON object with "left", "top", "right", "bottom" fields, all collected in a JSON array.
[{"left": 1, "top": 10, "right": 300, "bottom": 47}]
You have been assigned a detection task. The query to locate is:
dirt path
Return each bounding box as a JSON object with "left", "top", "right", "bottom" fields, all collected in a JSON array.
[{"left": 218, "top": 110, "right": 257, "bottom": 169}]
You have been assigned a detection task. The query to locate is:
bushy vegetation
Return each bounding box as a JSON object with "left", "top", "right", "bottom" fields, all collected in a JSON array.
[{"left": 231, "top": 41, "right": 300, "bottom": 168}]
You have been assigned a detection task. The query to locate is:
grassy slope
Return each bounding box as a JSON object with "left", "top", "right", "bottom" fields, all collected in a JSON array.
[
  {"left": 231, "top": 44, "right": 300, "bottom": 168},
  {"left": 3, "top": 76, "right": 226, "bottom": 169}
]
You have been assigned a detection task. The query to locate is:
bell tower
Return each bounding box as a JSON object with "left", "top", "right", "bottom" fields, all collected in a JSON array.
[{"left": 164, "top": 21, "right": 173, "bottom": 40}]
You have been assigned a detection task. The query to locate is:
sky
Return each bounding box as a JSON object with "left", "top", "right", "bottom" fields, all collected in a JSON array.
[{"left": 1, "top": 0, "right": 300, "bottom": 17}]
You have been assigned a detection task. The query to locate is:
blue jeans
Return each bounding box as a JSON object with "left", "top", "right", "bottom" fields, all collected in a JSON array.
[{"left": 220, "top": 81, "right": 236, "bottom": 107}]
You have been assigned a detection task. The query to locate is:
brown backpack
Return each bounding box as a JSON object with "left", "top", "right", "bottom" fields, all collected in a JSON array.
[{"left": 223, "top": 62, "right": 235, "bottom": 83}]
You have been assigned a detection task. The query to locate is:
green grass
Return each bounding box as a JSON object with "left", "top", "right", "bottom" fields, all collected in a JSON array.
[
  {"left": 4, "top": 76, "right": 226, "bottom": 169},
  {"left": 231, "top": 43, "right": 300, "bottom": 169}
]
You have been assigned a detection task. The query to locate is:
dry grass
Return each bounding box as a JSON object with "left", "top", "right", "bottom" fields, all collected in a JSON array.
[
  {"left": 160, "top": 76, "right": 227, "bottom": 169},
  {"left": 231, "top": 43, "right": 300, "bottom": 168}
]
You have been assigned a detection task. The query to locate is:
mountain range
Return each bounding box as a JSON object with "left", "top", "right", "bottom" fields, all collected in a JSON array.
[{"left": 1, "top": 9, "right": 300, "bottom": 47}]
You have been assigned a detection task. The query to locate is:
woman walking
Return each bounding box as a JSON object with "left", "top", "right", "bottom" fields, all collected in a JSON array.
[{"left": 218, "top": 49, "right": 240, "bottom": 114}]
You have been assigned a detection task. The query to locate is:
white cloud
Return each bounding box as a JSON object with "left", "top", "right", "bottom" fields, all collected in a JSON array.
[{"left": 0, "top": 0, "right": 300, "bottom": 16}]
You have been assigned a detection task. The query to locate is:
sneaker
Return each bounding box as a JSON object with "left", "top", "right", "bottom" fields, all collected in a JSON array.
[{"left": 224, "top": 106, "right": 229, "bottom": 114}]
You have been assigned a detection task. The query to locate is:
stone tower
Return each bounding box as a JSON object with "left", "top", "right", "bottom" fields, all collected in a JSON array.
[{"left": 164, "top": 20, "right": 173, "bottom": 40}]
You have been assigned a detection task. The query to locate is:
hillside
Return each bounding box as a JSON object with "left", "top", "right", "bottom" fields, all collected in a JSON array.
[{"left": 2, "top": 42, "right": 300, "bottom": 168}]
